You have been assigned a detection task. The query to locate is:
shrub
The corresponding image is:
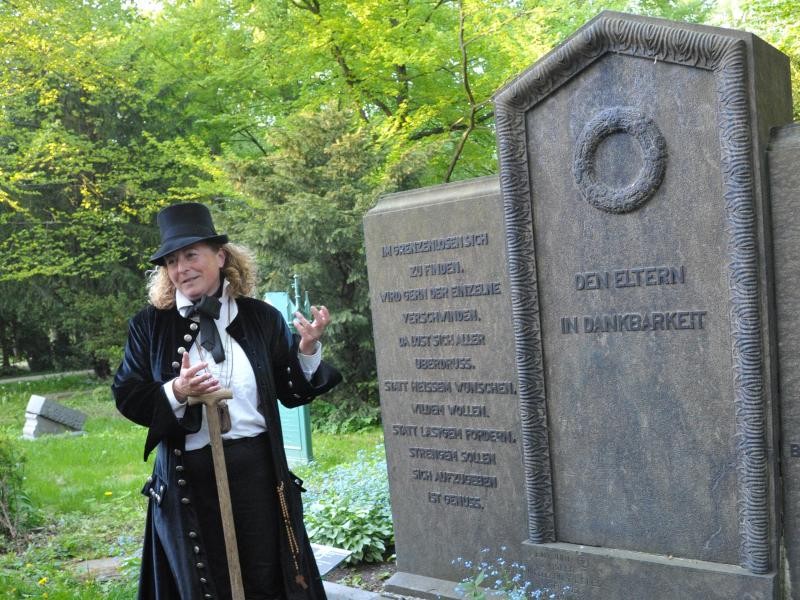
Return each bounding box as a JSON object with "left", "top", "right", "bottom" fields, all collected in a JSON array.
[
  {"left": 303, "top": 446, "right": 393, "bottom": 564},
  {"left": 0, "top": 435, "right": 37, "bottom": 549},
  {"left": 310, "top": 398, "right": 381, "bottom": 434}
]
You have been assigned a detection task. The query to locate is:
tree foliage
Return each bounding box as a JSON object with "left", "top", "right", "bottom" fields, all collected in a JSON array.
[
  {"left": 219, "top": 108, "right": 403, "bottom": 414},
  {"left": 0, "top": 0, "right": 797, "bottom": 417},
  {"left": 719, "top": 0, "right": 800, "bottom": 119},
  {"left": 0, "top": 0, "right": 223, "bottom": 373}
]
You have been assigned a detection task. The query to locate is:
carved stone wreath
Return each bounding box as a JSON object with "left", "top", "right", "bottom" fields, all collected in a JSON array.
[{"left": 572, "top": 107, "right": 667, "bottom": 214}]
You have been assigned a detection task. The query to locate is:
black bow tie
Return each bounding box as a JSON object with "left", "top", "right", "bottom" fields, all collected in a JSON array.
[{"left": 187, "top": 295, "right": 225, "bottom": 363}]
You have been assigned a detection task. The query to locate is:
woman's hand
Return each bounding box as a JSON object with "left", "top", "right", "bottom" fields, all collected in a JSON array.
[
  {"left": 294, "top": 305, "right": 330, "bottom": 355},
  {"left": 172, "top": 351, "right": 220, "bottom": 403}
]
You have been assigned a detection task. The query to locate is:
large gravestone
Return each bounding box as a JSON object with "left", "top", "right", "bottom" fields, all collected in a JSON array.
[
  {"left": 491, "top": 10, "right": 792, "bottom": 598},
  {"left": 366, "top": 11, "right": 796, "bottom": 600}
]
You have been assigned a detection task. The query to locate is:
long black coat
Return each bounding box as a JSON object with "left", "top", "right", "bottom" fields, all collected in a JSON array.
[{"left": 112, "top": 296, "right": 341, "bottom": 600}]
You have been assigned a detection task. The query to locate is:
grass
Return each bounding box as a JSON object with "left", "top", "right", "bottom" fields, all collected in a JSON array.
[{"left": 0, "top": 374, "right": 383, "bottom": 597}]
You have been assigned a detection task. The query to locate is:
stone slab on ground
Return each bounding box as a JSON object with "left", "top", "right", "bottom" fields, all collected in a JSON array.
[
  {"left": 22, "top": 394, "right": 87, "bottom": 439},
  {"left": 72, "top": 556, "right": 123, "bottom": 581},
  {"left": 323, "top": 581, "right": 382, "bottom": 600}
]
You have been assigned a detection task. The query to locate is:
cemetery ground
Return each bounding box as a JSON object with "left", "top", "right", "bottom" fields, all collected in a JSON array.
[{"left": 0, "top": 374, "right": 393, "bottom": 598}]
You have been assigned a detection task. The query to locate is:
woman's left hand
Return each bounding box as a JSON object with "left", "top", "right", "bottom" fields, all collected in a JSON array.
[{"left": 295, "top": 305, "right": 330, "bottom": 355}]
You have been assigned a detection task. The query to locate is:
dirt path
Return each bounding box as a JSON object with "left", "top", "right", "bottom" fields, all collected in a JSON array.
[{"left": 0, "top": 369, "right": 94, "bottom": 385}]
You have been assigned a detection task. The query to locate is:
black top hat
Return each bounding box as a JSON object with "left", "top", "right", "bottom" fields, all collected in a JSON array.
[{"left": 150, "top": 202, "right": 229, "bottom": 265}]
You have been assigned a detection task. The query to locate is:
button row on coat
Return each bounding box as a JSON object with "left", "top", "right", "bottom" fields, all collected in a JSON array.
[
  {"left": 173, "top": 322, "right": 199, "bottom": 370},
  {"left": 286, "top": 366, "right": 303, "bottom": 399},
  {"left": 172, "top": 448, "right": 214, "bottom": 599}
]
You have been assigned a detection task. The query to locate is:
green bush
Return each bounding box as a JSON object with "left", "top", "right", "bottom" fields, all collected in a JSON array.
[
  {"left": 303, "top": 446, "right": 393, "bottom": 564},
  {"left": 0, "top": 435, "right": 38, "bottom": 549},
  {"left": 310, "top": 398, "right": 381, "bottom": 434}
]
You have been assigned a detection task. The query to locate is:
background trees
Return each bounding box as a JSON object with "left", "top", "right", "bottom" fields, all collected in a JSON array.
[{"left": 1, "top": 0, "right": 797, "bottom": 419}]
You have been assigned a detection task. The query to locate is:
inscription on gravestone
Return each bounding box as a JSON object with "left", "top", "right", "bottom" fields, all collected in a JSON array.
[{"left": 364, "top": 177, "right": 527, "bottom": 583}]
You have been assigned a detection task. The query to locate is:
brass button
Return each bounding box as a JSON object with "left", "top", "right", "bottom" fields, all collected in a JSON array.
[
  {"left": 181, "top": 497, "right": 190, "bottom": 505},
  {"left": 190, "top": 323, "right": 199, "bottom": 331},
  {"left": 184, "top": 334, "right": 192, "bottom": 343},
  {"left": 177, "top": 346, "right": 187, "bottom": 354},
  {"left": 288, "top": 380, "right": 293, "bottom": 388},
  {"left": 196, "top": 562, "right": 204, "bottom": 569},
  {"left": 286, "top": 366, "right": 291, "bottom": 374},
  {"left": 146, "top": 476, "right": 153, "bottom": 484},
  {"left": 193, "top": 545, "right": 200, "bottom": 554},
  {"left": 178, "top": 479, "right": 186, "bottom": 486},
  {"left": 176, "top": 465, "right": 184, "bottom": 473},
  {"left": 199, "top": 577, "right": 207, "bottom": 584},
  {"left": 188, "top": 531, "right": 198, "bottom": 539},
  {"left": 172, "top": 361, "right": 180, "bottom": 369},
  {"left": 174, "top": 449, "right": 182, "bottom": 457}
]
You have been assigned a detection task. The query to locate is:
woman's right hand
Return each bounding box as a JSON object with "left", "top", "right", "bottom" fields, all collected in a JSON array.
[{"left": 172, "top": 351, "right": 220, "bottom": 403}]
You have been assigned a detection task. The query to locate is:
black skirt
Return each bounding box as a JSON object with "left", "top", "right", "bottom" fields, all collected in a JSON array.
[{"left": 183, "top": 433, "right": 283, "bottom": 600}]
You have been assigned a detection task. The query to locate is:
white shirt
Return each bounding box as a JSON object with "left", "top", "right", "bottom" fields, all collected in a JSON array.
[{"left": 163, "top": 280, "right": 321, "bottom": 451}]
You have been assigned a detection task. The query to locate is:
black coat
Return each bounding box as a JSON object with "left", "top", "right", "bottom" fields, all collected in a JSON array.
[{"left": 112, "top": 296, "right": 341, "bottom": 600}]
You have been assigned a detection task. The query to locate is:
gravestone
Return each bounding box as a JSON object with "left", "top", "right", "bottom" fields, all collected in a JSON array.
[
  {"left": 22, "top": 394, "right": 87, "bottom": 439},
  {"left": 490, "top": 10, "right": 792, "bottom": 595},
  {"left": 310, "top": 543, "right": 351, "bottom": 577},
  {"left": 365, "top": 11, "right": 796, "bottom": 600},
  {"left": 364, "top": 177, "right": 527, "bottom": 595},
  {"left": 769, "top": 123, "right": 800, "bottom": 597}
]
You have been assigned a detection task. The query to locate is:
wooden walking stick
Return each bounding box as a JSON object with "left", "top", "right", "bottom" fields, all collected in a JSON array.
[{"left": 187, "top": 388, "right": 245, "bottom": 600}]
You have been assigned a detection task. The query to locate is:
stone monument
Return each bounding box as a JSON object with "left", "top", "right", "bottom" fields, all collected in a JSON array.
[
  {"left": 769, "top": 122, "right": 800, "bottom": 598},
  {"left": 22, "top": 394, "right": 87, "bottom": 439},
  {"left": 364, "top": 176, "right": 526, "bottom": 595},
  {"left": 365, "top": 11, "right": 798, "bottom": 600}
]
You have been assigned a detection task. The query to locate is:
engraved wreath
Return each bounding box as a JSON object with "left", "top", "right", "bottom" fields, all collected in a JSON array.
[{"left": 572, "top": 107, "right": 667, "bottom": 214}]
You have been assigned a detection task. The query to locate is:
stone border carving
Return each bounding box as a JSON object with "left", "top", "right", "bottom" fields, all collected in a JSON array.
[
  {"left": 494, "top": 15, "right": 768, "bottom": 574},
  {"left": 572, "top": 106, "right": 667, "bottom": 213}
]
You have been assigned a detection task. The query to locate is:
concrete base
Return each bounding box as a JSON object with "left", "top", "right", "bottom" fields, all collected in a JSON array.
[{"left": 384, "top": 572, "right": 463, "bottom": 600}]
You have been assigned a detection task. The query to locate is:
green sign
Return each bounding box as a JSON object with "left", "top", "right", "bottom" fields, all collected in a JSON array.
[{"left": 264, "top": 277, "right": 314, "bottom": 465}]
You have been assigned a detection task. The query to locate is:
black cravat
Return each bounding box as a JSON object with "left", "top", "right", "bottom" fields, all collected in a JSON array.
[{"left": 188, "top": 295, "right": 225, "bottom": 363}]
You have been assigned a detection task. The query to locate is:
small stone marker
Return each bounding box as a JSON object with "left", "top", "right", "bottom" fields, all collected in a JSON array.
[
  {"left": 311, "top": 543, "right": 352, "bottom": 577},
  {"left": 22, "top": 394, "right": 87, "bottom": 439}
]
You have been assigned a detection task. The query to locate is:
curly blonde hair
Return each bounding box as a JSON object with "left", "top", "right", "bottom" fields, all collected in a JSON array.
[{"left": 147, "top": 243, "right": 258, "bottom": 309}]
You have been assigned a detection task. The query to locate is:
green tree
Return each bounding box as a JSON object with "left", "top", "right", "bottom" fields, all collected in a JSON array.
[
  {"left": 0, "top": 0, "right": 227, "bottom": 372},
  {"left": 716, "top": 0, "right": 800, "bottom": 119},
  {"left": 130, "top": 0, "right": 739, "bottom": 418},
  {"left": 219, "top": 108, "right": 408, "bottom": 419}
]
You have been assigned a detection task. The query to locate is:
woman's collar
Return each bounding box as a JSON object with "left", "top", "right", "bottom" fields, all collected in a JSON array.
[{"left": 175, "top": 278, "right": 230, "bottom": 314}]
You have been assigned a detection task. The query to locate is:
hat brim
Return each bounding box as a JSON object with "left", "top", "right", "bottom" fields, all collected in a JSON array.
[{"left": 149, "top": 234, "right": 229, "bottom": 265}]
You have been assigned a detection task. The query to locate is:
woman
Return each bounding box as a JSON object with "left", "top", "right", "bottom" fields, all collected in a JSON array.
[{"left": 112, "top": 202, "right": 341, "bottom": 600}]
